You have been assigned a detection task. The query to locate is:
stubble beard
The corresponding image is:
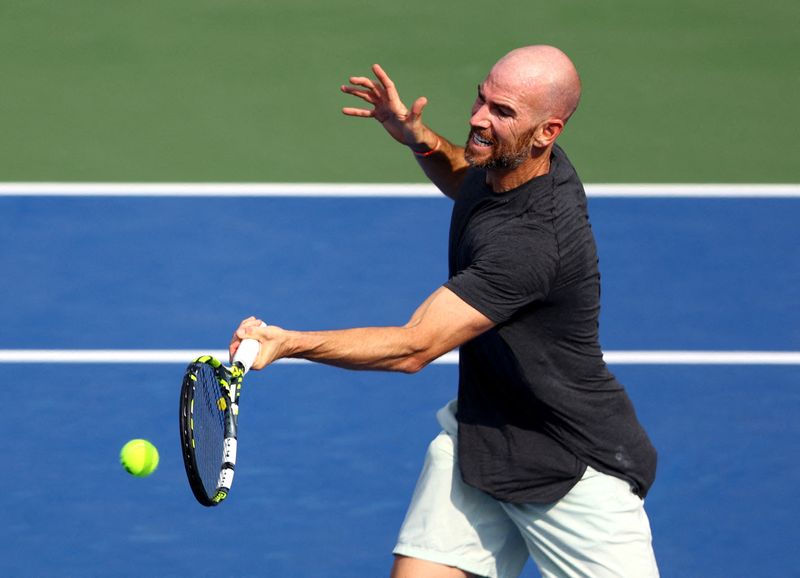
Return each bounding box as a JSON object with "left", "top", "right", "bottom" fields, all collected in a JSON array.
[{"left": 464, "top": 128, "right": 537, "bottom": 170}]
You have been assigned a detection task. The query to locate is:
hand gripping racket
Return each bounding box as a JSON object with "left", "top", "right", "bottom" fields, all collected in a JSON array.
[{"left": 179, "top": 332, "right": 261, "bottom": 507}]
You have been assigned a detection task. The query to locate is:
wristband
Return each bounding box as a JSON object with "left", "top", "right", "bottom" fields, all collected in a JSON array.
[{"left": 412, "top": 137, "right": 441, "bottom": 158}]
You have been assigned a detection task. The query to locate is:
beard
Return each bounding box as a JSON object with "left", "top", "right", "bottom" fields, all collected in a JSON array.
[{"left": 464, "top": 127, "right": 538, "bottom": 170}]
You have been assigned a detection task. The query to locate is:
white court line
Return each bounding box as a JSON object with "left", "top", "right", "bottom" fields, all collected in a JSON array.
[
  {"left": 0, "top": 183, "right": 799, "bottom": 198},
  {"left": 0, "top": 350, "right": 799, "bottom": 365}
]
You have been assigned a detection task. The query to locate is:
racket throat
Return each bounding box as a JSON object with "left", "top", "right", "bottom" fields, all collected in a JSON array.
[
  {"left": 213, "top": 436, "right": 238, "bottom": 501},
  {"left": 213, "top": 467, "right": 235, "bottom": 503}
]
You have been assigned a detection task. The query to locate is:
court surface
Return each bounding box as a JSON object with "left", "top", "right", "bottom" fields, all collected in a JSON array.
[{"left": 1, "top": 188, "right": 798, "bottom": 577}]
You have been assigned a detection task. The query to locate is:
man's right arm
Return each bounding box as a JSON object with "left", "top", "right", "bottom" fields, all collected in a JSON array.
[
  {"left": 229, "top": 286, "right": 495, "bottom": 373},
  {"left": 341, "top": 64, "right": 469, "bottom": 200}
]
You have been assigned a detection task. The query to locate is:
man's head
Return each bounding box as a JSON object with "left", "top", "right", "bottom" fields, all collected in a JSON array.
[{"left": 464, "top": 45, "right": 581, "bottom": 172}]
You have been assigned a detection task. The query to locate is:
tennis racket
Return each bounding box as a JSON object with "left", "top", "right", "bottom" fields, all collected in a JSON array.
[{"left": 179, "top": 333, "right": 261, "bottom": 507}]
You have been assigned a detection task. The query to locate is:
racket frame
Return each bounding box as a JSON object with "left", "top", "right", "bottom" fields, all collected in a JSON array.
[{"left": 179, "top": 355, "right": 246, "bottom": 506}]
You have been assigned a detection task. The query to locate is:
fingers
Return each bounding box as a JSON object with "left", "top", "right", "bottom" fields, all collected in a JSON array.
[
  {"left": 340, "top": 83, "right": 379, "bottom": 117},
  {"left": 230, "top": 316, "right": 262, "bottom": 350},
  {"left": 342, "top": 63, "right": 427, "bottom": 146},
  {"left": 237, "top": 316, "right": 264, "bottom": 331},
  {"left": 340, "top": 86, "right": 377, "bottom": 104},
  {"left": 341, "top": 76, "right": 383, "bottom": 104},
  {"left": 236, "top": 318, "right": 265, "bottom": 340},
  {"left": 347, "top": 68, "right": 394, "bottom": 100},
  {"left": 340, "top": 80, "right": 381, "bottom": 118},
  {"left": 345, "top": 75, "right": 380, "bottom": 92},
  {"left": 229, "top": 317, "right": 270, "bottom": 367},
  {"left": 409, "top": 96, "right": 428, "bottom": 121},
  {"left": 340, "top": 65, "right": 397, "bottom": 108},
  {"left": 230, "top": 319, "right": 287, "bottom": 371},
  {"left": 371, "top": 64, "right": 399, "bottom": 101},
  {"left": 341, "top": 107, "right": 375, "bottom": 118}
]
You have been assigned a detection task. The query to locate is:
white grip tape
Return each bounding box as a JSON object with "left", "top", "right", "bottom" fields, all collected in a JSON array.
[{"left": 232, "top": 322, "right": 265, "bottom": 374}]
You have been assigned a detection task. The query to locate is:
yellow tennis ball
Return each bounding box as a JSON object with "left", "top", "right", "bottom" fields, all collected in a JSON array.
[{"left": 120, "top": 439, "right": 159, "bottom": 477}]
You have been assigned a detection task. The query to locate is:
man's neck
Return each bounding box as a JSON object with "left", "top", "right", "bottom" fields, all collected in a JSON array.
[{"left": 486, "top": 146, "right": 553, "bottom": 193}]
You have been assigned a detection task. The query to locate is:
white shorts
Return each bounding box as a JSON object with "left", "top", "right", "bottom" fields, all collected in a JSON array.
[{"left": 393, "top": 401, "right": 659, "bottom": 578}]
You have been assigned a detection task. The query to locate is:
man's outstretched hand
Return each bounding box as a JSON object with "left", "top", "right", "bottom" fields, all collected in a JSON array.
[{"left": 341, "top": 64, "right": 431, "bottom": 151}]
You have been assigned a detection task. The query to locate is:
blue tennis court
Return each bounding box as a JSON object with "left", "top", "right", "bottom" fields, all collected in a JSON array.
[{"left": 1, "top": 189, "right": 798, "bottom": 577}]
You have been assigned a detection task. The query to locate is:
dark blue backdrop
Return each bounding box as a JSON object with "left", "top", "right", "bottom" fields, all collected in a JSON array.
[{"left": 1, "top": 193, "right": 798, "bottom": 577}]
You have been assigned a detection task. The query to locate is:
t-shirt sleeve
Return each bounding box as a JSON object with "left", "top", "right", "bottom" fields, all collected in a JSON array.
[{"left": 445, "top": 226, "right": 559, "bottom": 324}]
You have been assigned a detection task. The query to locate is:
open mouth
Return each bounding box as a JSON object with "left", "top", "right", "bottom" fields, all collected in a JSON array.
[{"left": 471, "top": 131, "right": 493, "bottom": 147}]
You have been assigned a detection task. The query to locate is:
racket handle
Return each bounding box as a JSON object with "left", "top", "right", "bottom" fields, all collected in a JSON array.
[{"left": 232, "top": 322, "right": 266, "bottom": 374}]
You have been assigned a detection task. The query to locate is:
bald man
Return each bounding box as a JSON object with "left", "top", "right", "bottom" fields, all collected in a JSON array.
[{"left": 231, "top": 46, "right": 659, "bottom": 578}]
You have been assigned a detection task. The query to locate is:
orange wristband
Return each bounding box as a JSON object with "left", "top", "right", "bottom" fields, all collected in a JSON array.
[{"left": 412, "top": 137, "right": 441, "bottom": 157}]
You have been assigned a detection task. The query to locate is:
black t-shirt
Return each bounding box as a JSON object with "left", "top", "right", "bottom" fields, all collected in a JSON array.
[{"left": 444, "top": 144, "right": 657, "bottom": 504}]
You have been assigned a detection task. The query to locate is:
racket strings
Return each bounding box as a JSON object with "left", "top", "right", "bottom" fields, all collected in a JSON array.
[{"left": 192, "top": 364, "right": 228, "bottom": 498}]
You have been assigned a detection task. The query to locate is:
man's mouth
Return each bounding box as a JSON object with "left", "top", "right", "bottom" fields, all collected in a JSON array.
[{"left": 471, "top": 131, "right": 493, "bottom": 147}]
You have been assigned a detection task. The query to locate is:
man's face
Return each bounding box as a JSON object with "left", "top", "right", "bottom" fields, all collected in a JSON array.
[{"left": 464, "top": 79, "right": 539, "bottom": 170}]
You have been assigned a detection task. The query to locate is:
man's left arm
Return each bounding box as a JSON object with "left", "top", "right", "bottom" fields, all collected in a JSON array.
[{"left": 230, "top": 286, "right": 494, "bottom": 373}]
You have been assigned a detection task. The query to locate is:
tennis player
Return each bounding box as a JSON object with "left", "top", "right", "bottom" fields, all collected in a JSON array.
[{"left": 231, "top": 45, "right": 659, "bottom": 578}]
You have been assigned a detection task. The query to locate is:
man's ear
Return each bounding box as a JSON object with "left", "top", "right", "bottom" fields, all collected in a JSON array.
[{"left": 533, "top": 118, "right": 565, "bottom": 148}]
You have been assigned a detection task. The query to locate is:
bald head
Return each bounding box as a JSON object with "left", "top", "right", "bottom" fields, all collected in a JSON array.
[{"left": 489, "top": 45, "right": 582, "bottom": 123}]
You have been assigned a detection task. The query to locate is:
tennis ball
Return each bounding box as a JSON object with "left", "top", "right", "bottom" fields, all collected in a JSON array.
[{"left": 120, "top": 439, "right": 159, "bottom": 477}]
